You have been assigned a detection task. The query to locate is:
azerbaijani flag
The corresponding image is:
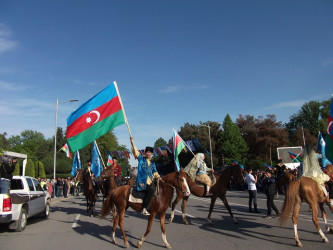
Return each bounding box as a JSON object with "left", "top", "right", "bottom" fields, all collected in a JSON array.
[
  {"left": 264, "top": 164, "right": 273, "bottom": 170},
  {"left": 173, "top": 129, "right": 186, "bottom": 171},
  {"left": 60, "top": 143, "right": 71, "bottom": 158},
  {"left": 66, "top": 82, "right": 125, "bottom": 152},
  {"left": 288, "top": 151, "right": 302, "bottom": 162},
  {"left": 325, "top": 96, "right": 333, "bottom": 162},
  {"left": 106, "top": 151, "right": 113, "bottom": 166}
]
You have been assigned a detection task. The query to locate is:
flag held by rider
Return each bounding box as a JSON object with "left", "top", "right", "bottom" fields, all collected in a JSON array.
[{"left": 66, "top": 82, "right": 126, "bottom": 152}]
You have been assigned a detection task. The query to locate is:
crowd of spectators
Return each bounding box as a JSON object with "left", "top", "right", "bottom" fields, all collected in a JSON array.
[{"left": 36, "top": 177, "right": 81, "bottom": 198}]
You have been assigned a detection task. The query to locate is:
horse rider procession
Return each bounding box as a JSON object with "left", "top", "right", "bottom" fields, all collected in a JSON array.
[{"left": 61, "top": 83, "right": 333, "bottom": 248}]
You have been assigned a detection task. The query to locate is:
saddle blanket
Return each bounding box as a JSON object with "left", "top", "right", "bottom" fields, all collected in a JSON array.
[
  {"left": 129, "top": 187, "right": 144, "bottom": 203},
  {"left": 129, "top": 194, "right": 142, "bottom": 203}
]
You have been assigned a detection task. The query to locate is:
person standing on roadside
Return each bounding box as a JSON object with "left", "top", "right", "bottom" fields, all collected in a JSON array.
[{"left": 246, "top": 169, "right": 260, "bottom": 213}]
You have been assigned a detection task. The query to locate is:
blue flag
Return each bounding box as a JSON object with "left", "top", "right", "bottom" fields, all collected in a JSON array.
[
  {"left": 317, "top": 132, "right": 325, "bottom": 154},
  {"left": 71, "top": 151, "right": 81, "bottom": 176},
  {"left": 91, "top": 140, "right": 102, "bottom": 177}
]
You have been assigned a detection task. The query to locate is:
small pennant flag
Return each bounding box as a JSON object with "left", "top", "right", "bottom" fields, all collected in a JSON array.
[
  {"left": 106, "top": 151, "right": 113, "bottom": 166},
  {"left": 60, "top": 143, "right": 71, "bottom": 158}
]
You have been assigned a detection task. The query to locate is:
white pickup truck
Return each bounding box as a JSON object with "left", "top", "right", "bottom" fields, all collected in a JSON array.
[{"left": 0, "top": 176, "right": 51, "bottom": 232}]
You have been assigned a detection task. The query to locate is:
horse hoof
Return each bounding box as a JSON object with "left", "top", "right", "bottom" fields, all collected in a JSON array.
[
  {"left": 323, "top": 238, "right": 329, "bottom": 243},
  {"left": 137, "top": 242, "right": 142, "bottom": 248},
  {"left": 111, "top": 240, "right": 116, "bottom": 245},
  {"left": 296, "top": 242, "right": 303, "bottom": 247},
  {"left": 206, "top": 218, "right": 213, "bottom": 224},
  {"left": 164, "top": 243, "right": 172, "bottom": 249},
  {"left": 125, "top": 242, "right": 129, "bottom": 248}
]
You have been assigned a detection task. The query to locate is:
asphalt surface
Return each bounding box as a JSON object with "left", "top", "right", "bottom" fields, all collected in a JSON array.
[{"left": 1, "top": 189, "right": 333, "bottom": 250}]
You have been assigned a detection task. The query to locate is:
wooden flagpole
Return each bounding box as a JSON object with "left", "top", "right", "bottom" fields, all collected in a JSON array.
[
  {"left": 114, "top": 81, "right": 132, "bottom": 138},
  {"left": 94, "top": 140, "right": 106, "bottom": 170}
]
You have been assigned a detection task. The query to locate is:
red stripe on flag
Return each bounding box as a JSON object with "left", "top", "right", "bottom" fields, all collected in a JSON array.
[{"left": 67, "top": 96, "right": 122, "bottom": 138}]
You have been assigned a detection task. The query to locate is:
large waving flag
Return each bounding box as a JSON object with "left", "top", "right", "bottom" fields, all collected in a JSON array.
[
  {"left": 325, "top": 96, "right": 333, "bottom": 162},
  {"left": 91, "top": 141, "right": 102, "bottom": 177},
  {"left": 173, "top": 129, "right": 186, "bottom": 171},
  {"left": 71, "top": 151, "right": 81, "bottom": 176},
  {"left": 66, "top": 82, "right": 125, "bottom": 152}
]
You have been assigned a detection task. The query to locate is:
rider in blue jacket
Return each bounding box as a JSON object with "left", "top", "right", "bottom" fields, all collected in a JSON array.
[{"left": 130, "top": 137, "right": 160, "bottom": 216}]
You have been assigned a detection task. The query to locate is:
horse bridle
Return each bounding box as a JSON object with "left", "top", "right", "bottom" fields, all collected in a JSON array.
[{"left": 159, "top": 172, "right": 187, "bottom": 194}]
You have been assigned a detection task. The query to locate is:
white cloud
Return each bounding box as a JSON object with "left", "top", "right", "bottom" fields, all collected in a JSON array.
[
  {"left": 0, "top": 23, "right": 18, "bottom": 53},
  {"left": 0, "top": 80, "right": 30, "bottom": 92},
  {"left": 159, "top": 85, "right": 182, "bottom": 93}
]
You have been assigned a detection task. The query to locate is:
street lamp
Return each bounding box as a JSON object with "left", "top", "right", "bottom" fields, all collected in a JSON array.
[
  {"left": 53, "top": 98, "right": 78, "bottom": 180},
  {"left": 201, "top": 124, "right": 213, "bottom": 170}
]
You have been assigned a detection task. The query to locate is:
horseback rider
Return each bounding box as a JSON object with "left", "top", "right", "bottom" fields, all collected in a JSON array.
[
  {"left": 111, "top": 157, "right": 122, "bottom": 185},
  {"left": 184, "top": 153, "right": 213, "bottom": 196},
  {"left": 130, "top": 137, "right": 160, "bottom": 216},
  {"left": 83, "top": 159, "right": 96, "bottom": 187}
]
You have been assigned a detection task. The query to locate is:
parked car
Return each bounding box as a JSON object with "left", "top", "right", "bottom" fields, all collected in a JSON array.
[{"left": 0, "top": 176, "right": 51, "bottom": 232}]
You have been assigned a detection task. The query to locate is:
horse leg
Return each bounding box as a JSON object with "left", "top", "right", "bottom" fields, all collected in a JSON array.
[
  {"left": 292, "top": 198, "right": 302, "bottom": 247},
  {"left": 118, "top": 210, "right": 129, "bottom": 247},
  {"left": 220, "top": 194, "right": 238, "bottom": 224},
  {"left": 319, "top": 203, "right": 330, "bottom": 232},
  {"left": 207, "top": 196, "right": 217, "bottom": 224},
  {"left": 160, "top": 213, "right": 171, "bottom": 248},
  {"left": 181, "top": 196, "right": 189, "bottom": 225},
  {"left": 137, "top": 213, "right": 154, "bottom": 249},
  {"left": 310, "top": 203, "right": 329, "bottom": 243},
  {"left": 168, "top": 191, "right": 182, "bottom": 224},
  {"left": 111, "top": 212, "right": 120, "bottom": 245}
]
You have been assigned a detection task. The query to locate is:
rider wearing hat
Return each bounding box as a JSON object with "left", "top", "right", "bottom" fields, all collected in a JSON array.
[{"left": 130, "top": 137, "right": 160, "bottom": 216}]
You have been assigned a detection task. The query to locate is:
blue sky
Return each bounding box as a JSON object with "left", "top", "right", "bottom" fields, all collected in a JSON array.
[{"left": 1, "top": 1, "right": 332, "bottom": 162}]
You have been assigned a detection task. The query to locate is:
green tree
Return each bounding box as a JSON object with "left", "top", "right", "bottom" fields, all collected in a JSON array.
[
  {"left": 285, "top": 100, "right": 329, "bottom": 137},
  {"left": 219, "top": 114, "right": 248, "bottom": 165},
  {"left": 0, "top": 132, "right": 10, "bottom": 149},
  {"left": 42, "top": 156, "right": 54, "bottom": 175},
  {"left": 25, "top": 159, "right": 35, "bottom": 177},
  {"left": 34, "top": 160, "right": 46, "bottom": 178},
  {"left": 154, "top": 137, "right": 167, "bottom": 147},
  {"left": 56, "top": 158, "right": 72, "bottom": 174},
  {"left": 237, "top": 114, "right": 289, "bottom": 164}
]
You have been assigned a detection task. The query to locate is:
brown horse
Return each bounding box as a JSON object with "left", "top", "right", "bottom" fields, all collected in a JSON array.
[
  {"left": 100, "top": 167, "right": 119, "bottom": 202},
  {"left": 279, "top": 164, "right": 333, "bottom": 247},
  {"left": 169, "top": 165, "right": 244, "bottom": 225},
  {"left": 276, "top": 170, "right": 296, "bottom": 195},
  {"left": 100, "top": 169, "right": 190, "bottom": 248},
  {"left": 76, "top": 169, "right": 97, "bottom": 217}
]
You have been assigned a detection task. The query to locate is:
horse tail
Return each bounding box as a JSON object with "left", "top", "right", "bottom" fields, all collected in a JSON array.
[
  {"left": 279, "top": 179, "right": 301, "bottom": 225},
  {"left": 100, "top": 193, "right": 113, "bottom": 218}
]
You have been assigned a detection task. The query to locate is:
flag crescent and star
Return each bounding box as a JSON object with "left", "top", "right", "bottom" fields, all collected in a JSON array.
[{"left": 87, "top": 110, "right": 100, "bottom": 124}]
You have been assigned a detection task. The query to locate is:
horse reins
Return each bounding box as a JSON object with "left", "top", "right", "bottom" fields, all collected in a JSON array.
[{"left": 159, "top": 172, "right": 187, "bottom": 194}]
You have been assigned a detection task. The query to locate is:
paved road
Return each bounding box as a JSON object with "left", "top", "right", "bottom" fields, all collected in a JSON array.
[{"left": 1, "top": 190, "right": 333, "bottom": 250}]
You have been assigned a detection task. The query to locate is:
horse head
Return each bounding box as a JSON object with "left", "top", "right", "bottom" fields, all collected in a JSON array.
[
  {"left": 163, "top": 169, "right": 190, "bottom": 196},
  {"left": 232, "top": 165, "right": 245, "bottom": 185},
  {"left": 76, "top": 169, "right": 83, "bottom": 182}
]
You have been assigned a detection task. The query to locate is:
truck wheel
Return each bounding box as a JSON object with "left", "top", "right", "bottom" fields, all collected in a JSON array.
[
  {"left": 41, "top": 201, "right": 51, "bottom": 218},
  {"left": 15, "top": 208, "right": 27, "bottom": 232}
]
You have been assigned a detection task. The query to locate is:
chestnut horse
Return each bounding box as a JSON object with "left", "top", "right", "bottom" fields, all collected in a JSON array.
[
  {"left": 279, "top": 164, "right": 333, "bottom": 247},
  {"left": 100, "top": 167, "right": 119, "bottom": 203},
  {"left": 169, "top": 165, "right": 244, "bottom": 225},
  {"left": 76, "top": 169, "right": 97, "bottom": 217},
  {"left": 276, "top": 170, "right": 296, "bottom": 195},
  {"left": 100, "top": 169, "right": 190, "bottom": 248}
]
